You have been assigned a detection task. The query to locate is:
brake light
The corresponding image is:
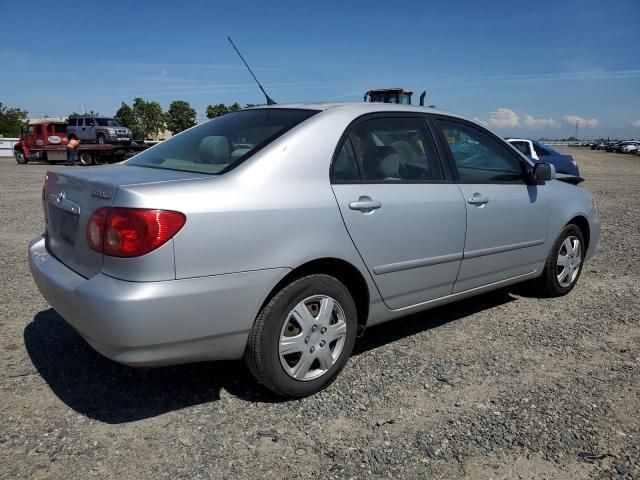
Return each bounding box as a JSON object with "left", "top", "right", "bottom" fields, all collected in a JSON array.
[{"left": 87, "top": 207, "right": 186, "bottom": 257}]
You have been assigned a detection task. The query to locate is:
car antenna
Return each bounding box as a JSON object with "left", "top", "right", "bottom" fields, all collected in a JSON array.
[{"left": 227, "top": 36, "right": 276, "bottom": 105}]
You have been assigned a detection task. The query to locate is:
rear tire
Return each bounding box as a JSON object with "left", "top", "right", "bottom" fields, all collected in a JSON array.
[
  {"left": 532, "top": 224, "right": 585, "bottom": 297},
  {"left": 78, "top": 151, "right": 94, "bottom": 166},
  {"left": 245, "top": 274, "right": 357, "bottom": 398},
  {"left": 14, "top": 151, "right": 27, "bottom": 164}
]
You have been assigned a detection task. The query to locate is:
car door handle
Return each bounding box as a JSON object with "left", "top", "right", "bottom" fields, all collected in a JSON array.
[
  {"left": 467, "top": 194, "right": 489, "bottom": 205},
  {"left": 349, "top": 198, "right": 382, "bottom": 212}
]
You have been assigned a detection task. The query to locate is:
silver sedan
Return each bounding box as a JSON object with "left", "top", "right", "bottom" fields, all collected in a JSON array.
[{"left": 29, "top": 103, "right": 600, "bottom": 397}]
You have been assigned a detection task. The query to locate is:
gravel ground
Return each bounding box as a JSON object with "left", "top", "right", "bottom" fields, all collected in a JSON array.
[{"left": 1, "top": 148, "right": 639, "bottom": 479}]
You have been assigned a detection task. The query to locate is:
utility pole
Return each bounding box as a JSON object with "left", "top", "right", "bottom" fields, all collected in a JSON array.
[
  {"left": 81, "top": 100, "right": 85, "bottom": 114},
  {"left": 574, "top": 121, "right": 579, "bottom": 140}
]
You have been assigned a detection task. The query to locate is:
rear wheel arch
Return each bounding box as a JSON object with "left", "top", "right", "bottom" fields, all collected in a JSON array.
[{"left": 259, "top": 258, "right": 370, "bottom": 334}]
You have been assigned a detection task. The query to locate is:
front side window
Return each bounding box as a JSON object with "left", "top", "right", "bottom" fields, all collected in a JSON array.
[
  {"left": 35, "top": 126, "right": 42, "bottom": 135},
  {"left": 333, "top": 116, "right": 444, "bottom": 182},
  {"left": 127, "top": 109, "right": 318, "bottom": 175},
  {"left": 436, "top": 119, "right": 523, "bottom": 183},
  {"left": 510, "top": 141, "right": 531, "bottom": 156},
  {"left": 52, "top": 124, "right": 67, "bottom": 134}
]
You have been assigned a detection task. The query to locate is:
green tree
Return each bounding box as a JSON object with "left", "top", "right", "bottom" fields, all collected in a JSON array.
[
  {"left": 115, "top": 102, "right": 134, "bottom": 129},
  {"left": 228, "top": 102, "right": 241, "bottom": 113},
  {"left": 165, "top": 100, "right": 196, "bottom": 134},
  {"left": 206, "top": 103, "right": 229, "bottom": 119},
  {"left": 0, "top": 102, "right": 28, "bottom": 137},
  {"left": 132, "top": 97, "right": 165, "bottom": 139}
]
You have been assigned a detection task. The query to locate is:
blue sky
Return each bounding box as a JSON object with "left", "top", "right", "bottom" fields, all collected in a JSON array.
[{"left": 1, "top": 0, "right": 638, "bottom": 138}]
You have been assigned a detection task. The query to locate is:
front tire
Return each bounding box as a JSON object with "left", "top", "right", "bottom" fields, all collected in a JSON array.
[
  {"left": 534, "top": 224, "right": 585, "bottom": 297},
  {"left": 245, "top": 274, "right": 358, "bottom": 398},
  {"left": 97, "top": 134, "right": 107, "bottom": 145},
  {"left": 14, "top": 151, "right": 27, "bottom": 164}
]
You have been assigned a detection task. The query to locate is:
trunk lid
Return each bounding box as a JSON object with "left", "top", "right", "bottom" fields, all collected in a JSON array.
[{"left": 44, "top": 165, "right": 210, "bottom": 278}]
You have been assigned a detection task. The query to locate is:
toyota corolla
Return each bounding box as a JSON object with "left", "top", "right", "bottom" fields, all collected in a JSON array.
[{"left": 29, "top": 103, "right": 600, "bottom": 397}]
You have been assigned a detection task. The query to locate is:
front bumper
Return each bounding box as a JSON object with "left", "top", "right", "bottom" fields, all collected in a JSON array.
[{"left": 29, "top": 235, "right": 289, "bottom": 366}]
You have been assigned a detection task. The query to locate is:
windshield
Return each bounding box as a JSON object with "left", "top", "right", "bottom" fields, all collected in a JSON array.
[
  {"left": 96, "top": 118, "right": 121, "bottom": 127},
  {"left": 127, "top": 109, "right": 318, "bottom": 174}
]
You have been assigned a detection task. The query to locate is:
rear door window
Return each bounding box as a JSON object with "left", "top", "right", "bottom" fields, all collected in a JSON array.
[
  {"left": 85, "top": 118, "right": 95, "bottom": 126},
  {"left": 332, "top": 116, "right": 445, "bottom": 182}
]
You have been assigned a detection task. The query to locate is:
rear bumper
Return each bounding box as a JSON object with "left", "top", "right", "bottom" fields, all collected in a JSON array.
[{"left": 29, "top": 235, "right": 289, "bottom": 366}]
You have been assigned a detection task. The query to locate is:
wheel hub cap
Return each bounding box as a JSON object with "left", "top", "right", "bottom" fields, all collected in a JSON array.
[
  {"left": 278, "top": 295, "right": 347, "bottom": 381},
  {"left": 556, "top": 235, "right": 582, "bottom": 288}
]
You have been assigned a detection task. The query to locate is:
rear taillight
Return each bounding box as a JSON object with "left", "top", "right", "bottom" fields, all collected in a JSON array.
[{"left": 87, "top": 207, "right": 186, "bottom": 257}]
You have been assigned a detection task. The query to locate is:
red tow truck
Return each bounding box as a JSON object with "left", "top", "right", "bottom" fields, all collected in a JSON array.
[{"left": 13, "top": 118, "right": 149, "bottom": 166}]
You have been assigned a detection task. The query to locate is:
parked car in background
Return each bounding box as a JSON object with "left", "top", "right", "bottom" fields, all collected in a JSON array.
[
  {"left": 29, "top": 103, "right": 600, "bottom": 397},
  {"left": 67, "top": 116, "right": 132, "bottom": 145},
  {"left": 506, "top": 138, "right": 579, "bottom": 176},
  {"left": 619, "top": 142, "right": 640, "bottom": 154},
  {"left": 605, "top": 141, "right": 623, "bottom": 152}
]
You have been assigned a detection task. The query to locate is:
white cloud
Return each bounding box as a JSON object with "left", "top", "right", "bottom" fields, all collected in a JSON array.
[
  {"left": 481, "top": 108, "right": 520, "bottom": 128},
  {"left": 562, "top": 114, "right": 599, "bottom": 128},
  {"left": 632, "top": 120, "right": 640, "bottom": 128},
  {"left": 523, "top": 114, "right": 559, "bottom": 128}
]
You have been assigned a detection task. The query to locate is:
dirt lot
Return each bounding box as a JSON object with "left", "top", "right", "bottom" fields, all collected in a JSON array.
[{"left": 1, "top": 148, "right": 639, "bottom": 479}]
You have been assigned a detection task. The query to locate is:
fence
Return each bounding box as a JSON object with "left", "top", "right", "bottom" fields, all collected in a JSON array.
[{"left": 0, "top": 138, "right": 19, "bottom": 157}]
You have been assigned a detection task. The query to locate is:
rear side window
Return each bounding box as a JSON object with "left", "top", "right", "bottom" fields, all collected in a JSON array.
[
  {"left": 85, "top": 118, "right": 95, "bottom": 126},
  {"left": 53, "top": 124, "right": 67, "bottom": 134},
  {"left": 68, "top": 118, "right": 77, "bottom": 127},
  {"left": 35, "top": 126, "right": 42, "bottom": 135},
  {"left": 127, "top": 109, "right": 318, "bottom": 175},
  {"left": 332, "top": 116, "right": 445, "bottom": 182},
  {"left": 435, "top": 119, "right": 523, "bottom": 183}
]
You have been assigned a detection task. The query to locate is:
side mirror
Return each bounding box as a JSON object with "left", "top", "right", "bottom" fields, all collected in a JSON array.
[{"left": 532, "top": 162, "right": 555, "bottom": 182}]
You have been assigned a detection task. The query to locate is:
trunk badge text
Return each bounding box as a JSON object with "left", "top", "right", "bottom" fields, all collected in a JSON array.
[{"left": 92, "top": 189, "right": 113, "bottom": 200}]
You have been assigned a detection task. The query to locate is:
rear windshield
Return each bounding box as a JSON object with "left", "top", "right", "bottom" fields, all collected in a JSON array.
[
  {"left": 126, "top": 109, "right": 318, "bottom": 174},
  {"left": 96, "top": 118, "right": 121, "bottom": 127}
]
